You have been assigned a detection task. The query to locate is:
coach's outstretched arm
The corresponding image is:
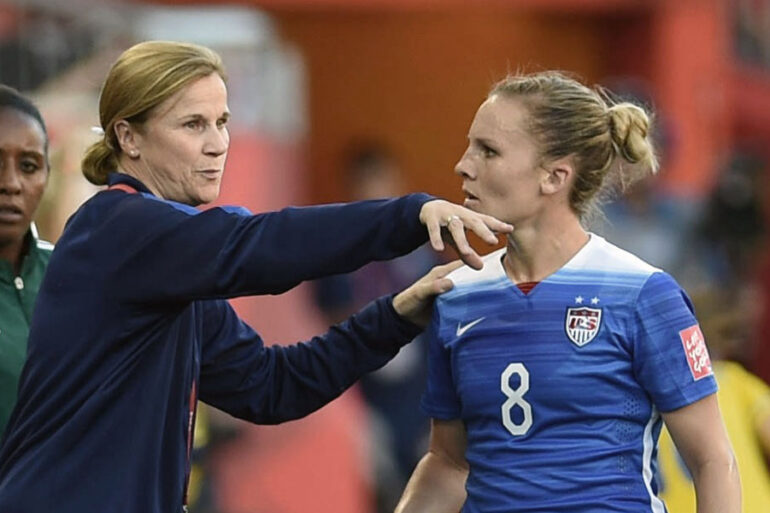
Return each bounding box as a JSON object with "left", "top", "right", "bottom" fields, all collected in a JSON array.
[
  {"left": 663, "top": 395, "right": 741, "bottom": 513},
  {"left": 103, "top": 185, "right": 511, "bottom": 304},
  {"left": 395, "top": 418, "right": 469, "bottom": 513}
]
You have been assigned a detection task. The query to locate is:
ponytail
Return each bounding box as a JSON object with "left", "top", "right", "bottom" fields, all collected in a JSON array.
[{"left": 81, "top": 138, "right": 117, "bottom": 186}]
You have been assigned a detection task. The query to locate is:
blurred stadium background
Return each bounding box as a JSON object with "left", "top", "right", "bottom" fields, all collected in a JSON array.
[{"left": 2, "top": 0, "right": 770, "bottom": 512}]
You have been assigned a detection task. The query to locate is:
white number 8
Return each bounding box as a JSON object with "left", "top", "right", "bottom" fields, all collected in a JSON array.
[{"left": 501, "top": 362, "right": 532, "bottom": 436}]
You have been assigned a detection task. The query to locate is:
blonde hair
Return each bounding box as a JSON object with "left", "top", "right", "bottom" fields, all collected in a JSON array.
[
  {"left": 82, "top": 41, "right": 226, "bottom": 185},
  {"left": 490, "top": 71, "right": 658, "bottom": 219}
]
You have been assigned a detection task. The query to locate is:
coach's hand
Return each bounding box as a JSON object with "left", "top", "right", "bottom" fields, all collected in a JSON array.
[
  {"left": 419, "top": 199, "right": 513, "bottom": 270},
  {"left": 393, "top": 260, "right": 464, "bottom": 328}
]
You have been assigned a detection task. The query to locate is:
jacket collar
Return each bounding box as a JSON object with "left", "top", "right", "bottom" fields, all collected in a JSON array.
[
  {"left": 0, "top": 230, "right": 39, "bottom": 281},
  {"left": 107, "top": 172, "right": 154, "bottom": 195}
]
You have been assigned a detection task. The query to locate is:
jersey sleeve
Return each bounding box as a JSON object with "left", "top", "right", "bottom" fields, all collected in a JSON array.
[
  {"left": 198, "top": 295, "right": 422, "bottom": 424},
  {"left": 104, "top": 192, "right": 432, "bottom": 304},
  {"left": 632, "top": 272, "right": 718, "bottom": 412},
  {"left": 421, "top": 302, "right": 462, "bottom": 419}
]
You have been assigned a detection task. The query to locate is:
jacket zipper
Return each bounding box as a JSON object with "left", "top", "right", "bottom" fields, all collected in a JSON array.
[{"left": 182, "top": 380, "right": 197, "bottom": 511}]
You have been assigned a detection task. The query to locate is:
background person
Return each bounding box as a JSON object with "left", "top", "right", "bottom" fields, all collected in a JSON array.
[
  {"left": 395, "top": 71, "right": 740, "bottom": 513},
  {"left": 0, "top": 84, "right": 52, "bottom": 438},
  {"left": 0, "top": 41, "right": 511, "bottom": 513},
  {"left": 312, "top": 142, "right": 439, "bottom": 513},
  {"left": 657, "top": 288, "right": 770, "bottom": 513}
]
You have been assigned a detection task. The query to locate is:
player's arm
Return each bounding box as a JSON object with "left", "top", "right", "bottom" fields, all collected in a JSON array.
[
  {"left": 394, "top": 418, "right": 468, "bottom": 513},
  {"left": 662, "top": 394, "right": 740, "bottom": 513}
]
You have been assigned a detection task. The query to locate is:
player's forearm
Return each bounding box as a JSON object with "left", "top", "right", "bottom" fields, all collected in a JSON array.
[
  {"left": 394, "top": 451, "right": 467, "bottom": 513},
  {"left": 692, "top": 456, "right": 741, "bottom": 513}
]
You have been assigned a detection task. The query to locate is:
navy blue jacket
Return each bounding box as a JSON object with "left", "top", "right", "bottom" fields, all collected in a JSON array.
[{"left": 0, "top": 173, "right": 431, "bottom": 513}]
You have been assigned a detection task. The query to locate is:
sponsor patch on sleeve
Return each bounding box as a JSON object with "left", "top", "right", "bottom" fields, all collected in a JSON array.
[{"left": 679, "top": 324, "right": 713, "bottom": 380}]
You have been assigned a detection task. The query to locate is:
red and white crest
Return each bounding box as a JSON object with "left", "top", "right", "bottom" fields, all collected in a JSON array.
[
  {"left": 679, "top": 324, "right": 713, "bottom": 380},
  {"left": 565, "top": 307, "right": 602, "bottom": 347}
]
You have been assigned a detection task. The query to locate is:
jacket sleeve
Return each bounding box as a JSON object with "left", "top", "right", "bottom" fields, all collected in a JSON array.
[
  {"left": 197, "top": 296, "right": 422, "bottom": 424},
  {"left": 103, "top": 192, "right": 433, "bottom": 303}
]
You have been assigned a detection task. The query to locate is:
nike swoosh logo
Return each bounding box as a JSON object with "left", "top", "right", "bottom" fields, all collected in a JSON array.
[{"left": 456, "top": 317, "right": 486, "bottom": 337}]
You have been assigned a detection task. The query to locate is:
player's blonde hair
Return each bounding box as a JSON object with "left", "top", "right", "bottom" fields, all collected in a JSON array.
[
  {"left": 82, "top": 40, "right": 226, "bottom": 185},
  {"left": 490, "top": 71, "right": 658, "bottom": 219}
]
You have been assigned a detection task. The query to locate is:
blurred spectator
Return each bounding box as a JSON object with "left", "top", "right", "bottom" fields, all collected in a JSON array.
[
  {"left": 591, "top": 78, "right": 698, "bottom": 283},
  {"left": 735, "top": 0, "right": 770, "bottom": 67},
  {"left": 188, "top": 405, "right": 241, "bottom": 513},
  {"left": 592, "top": 175, "right": 697, "bottom": 279},
  {"left": 657, "top": 288, "right": 770, "bottom": 512},
  {"left": 0, "top": 7, "right": 98, "bottom": 91},
  {"left": 695, "top": 151, "right": 767, "bottom": 287},
  {"left": 312, "top": 142, "right": 438, "bottom": 513}
]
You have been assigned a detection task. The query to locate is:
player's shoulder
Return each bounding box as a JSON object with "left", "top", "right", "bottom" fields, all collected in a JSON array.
[
  {"left": 445, "top": 248, "right": 508, "bottom": 289},
  {"left": 557, "top": 234, "right": 668, "bottom": 290},
  {"left": 570, "top": 234, "right": 660, "bottom": 276}
]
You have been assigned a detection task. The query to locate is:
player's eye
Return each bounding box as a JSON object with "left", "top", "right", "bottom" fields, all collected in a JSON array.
[{"left": 481, "top": 144, "right": 498, "bottom": 158}]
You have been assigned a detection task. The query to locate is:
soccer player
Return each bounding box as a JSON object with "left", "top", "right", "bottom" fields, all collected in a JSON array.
[
  {"left": 657, "top": 289, "right": 770, "bottom": 512},
  {"left": 0, "top": 85, "right": 52, "bottom": 437},
  {"left": 395, "top": 71, "right": 740, "bottom": 513}
]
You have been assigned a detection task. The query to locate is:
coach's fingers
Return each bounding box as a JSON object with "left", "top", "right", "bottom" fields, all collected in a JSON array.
[
  {"left": 393, "top": 260, "right": 463, "bottom": 328},
  {"left": 419, "top": 200, "right": 512, "bottom": 264},
  {"left": 426, "top": 216, "right": 445, "bottom": 252},
  {"left": 464, "top": 212, "right": 512, "bottom": 245},
  {"left": 444, "top": 218, "right": 484, "bottom": 271}
]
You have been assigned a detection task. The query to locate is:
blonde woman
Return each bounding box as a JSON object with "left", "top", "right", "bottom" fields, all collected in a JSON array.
[
  {"left": 396, "top": 72, "right": 740, "bottom": 513},
  {"left": 0, "top": 41, "right": 511, "bottom": 513}
]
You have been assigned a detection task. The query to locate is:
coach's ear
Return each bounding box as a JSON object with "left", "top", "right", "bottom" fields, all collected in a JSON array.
[{"left": 114, "top": 119, "right": 141, "bottom": 159}]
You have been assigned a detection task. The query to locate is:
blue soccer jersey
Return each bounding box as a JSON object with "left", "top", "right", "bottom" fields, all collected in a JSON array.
[{"left": 421, "top": 234, "right": 717, "bottom": 513}]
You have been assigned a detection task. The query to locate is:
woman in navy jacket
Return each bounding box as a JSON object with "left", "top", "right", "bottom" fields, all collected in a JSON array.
[{"left": 0, "top": 41, "right": 511, "bottom": 513}]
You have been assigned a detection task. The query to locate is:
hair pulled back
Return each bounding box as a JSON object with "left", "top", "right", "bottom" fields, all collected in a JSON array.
[
  {"left": 490, "top": 71, "right": 658, "bottom": 219},
  {"left": 82, "top": 41, "right": 226, "bottom": 185},
  {"left": 0, "top": 84, "right": 49, "bottom": 157}
]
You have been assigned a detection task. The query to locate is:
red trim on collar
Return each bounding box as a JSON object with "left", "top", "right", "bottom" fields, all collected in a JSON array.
[
  {"left": 108, "top": 183, "right": 138, "bottom": 194},
  {"left": 517, "top": 281, "right": 539, "bottom": 294}
]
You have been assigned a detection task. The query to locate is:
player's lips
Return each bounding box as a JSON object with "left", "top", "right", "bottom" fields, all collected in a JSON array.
[
  {"left": 0, "top": 204, "right": 24, "bottom": 223},
  {"left": 462, "top": 188, "right": 479, "bottom": 206}
]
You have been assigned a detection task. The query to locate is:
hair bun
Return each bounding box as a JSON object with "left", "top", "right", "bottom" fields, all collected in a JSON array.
[{"left": 607, "top": 103, "right": 657, "bottom": 172}]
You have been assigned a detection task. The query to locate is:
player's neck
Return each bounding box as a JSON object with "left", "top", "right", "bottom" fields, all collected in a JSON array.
[{"left": 503, "top": 215, "right": 588, "bottom": 284}]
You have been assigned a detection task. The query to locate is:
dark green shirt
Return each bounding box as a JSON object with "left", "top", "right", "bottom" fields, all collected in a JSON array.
[{"left": 0, "top": 232, "right": 52, "bottom": 436}]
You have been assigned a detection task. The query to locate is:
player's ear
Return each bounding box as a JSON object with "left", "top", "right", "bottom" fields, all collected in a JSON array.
[{"left": 540, "top": 157, "right": 574, "bottom": 196}]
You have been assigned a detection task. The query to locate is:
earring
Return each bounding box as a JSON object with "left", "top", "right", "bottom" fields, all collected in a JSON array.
[{"left": 129, "top": 150, "right": 138, "bottom": 158}]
